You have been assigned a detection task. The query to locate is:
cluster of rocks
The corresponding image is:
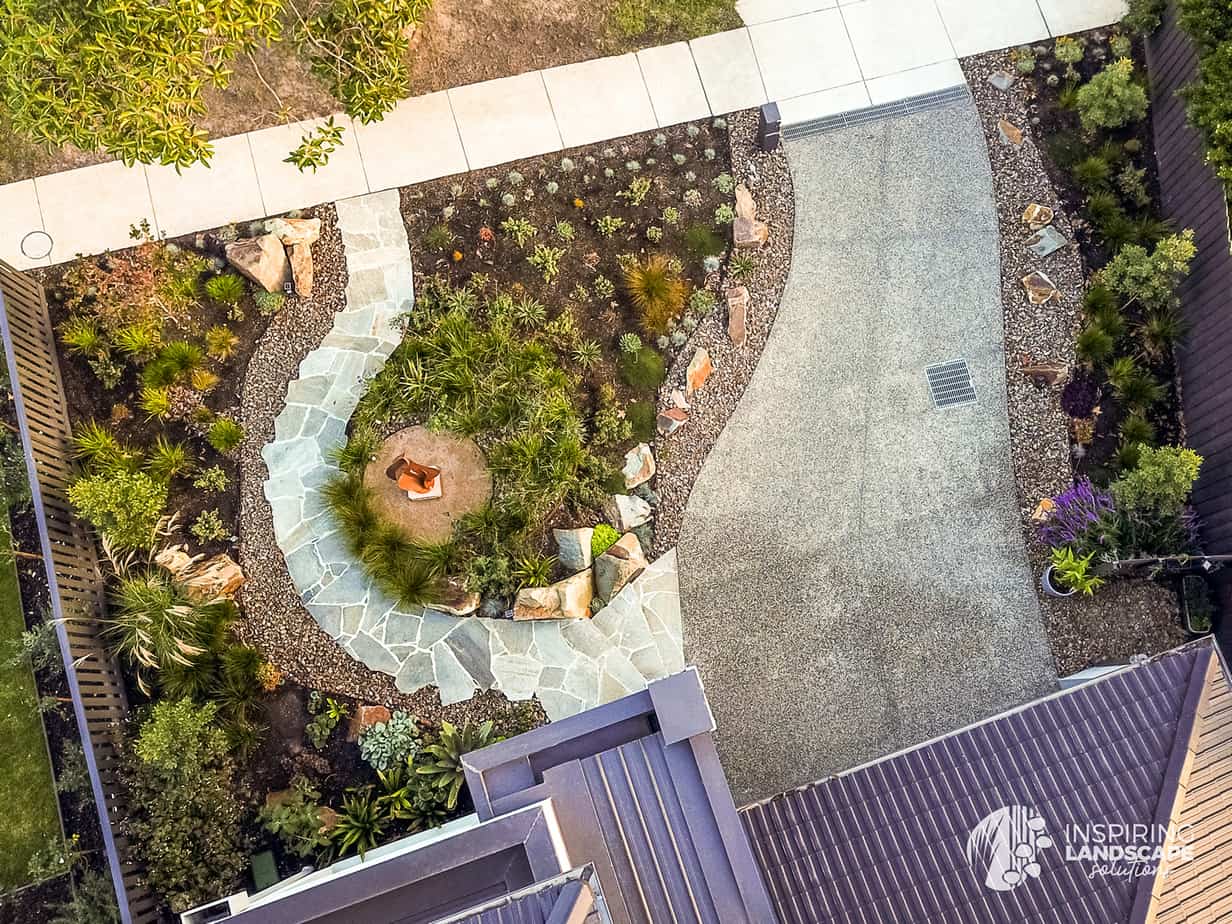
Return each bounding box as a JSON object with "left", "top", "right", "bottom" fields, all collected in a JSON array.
[
  {"left": 513, "top": 442, "right": 663, "bottom": 621},
  {"left": 155, "top": 545, "right": 246, "bottom": 601},
  {"left": 225, "top": 216, "right": 321, "bottom": 297}
]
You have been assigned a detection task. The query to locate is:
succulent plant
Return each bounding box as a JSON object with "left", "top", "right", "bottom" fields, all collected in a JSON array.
[
  {"left": 507, "top": 170, "right": 524, "bottom": 186},
  {"left": 703, "top": 255, "right": 721, "bottom": 274},
  {"left": 560, "top": 157, "right": 576, "bottom": 172},
  {"left": 485, "top": 177, "right": 500, "bottom": 190},
  {"left": 450, "top": 183, "right": 463, "bottom": 197},
  {"left": 686, "top": 124, "right": 700, "bottom": 138},
  {"left": 546, "top": 181, "right": 559, "bottom": 194},
  {"left": 653, "top": 133, "right": 667, "bottom": 147},
  {"left": 673, "top": 153, "right": 687, "bottom": 165},
  {"left": 690, "top": 289, "right": 717, "bottom": 316},
  {"left": 501, "top": 193, "right": 516, "bottom": 207},
  {"left": 625, "top": 160, "right": 641, "bottom": 172},
  {"left": 620, "top": 332, "right": 643, "bottom": 354},
  {"left": 359, "top": 711, "right": 422, "bottom": 772},
  {"left": 670, "top": 330, "right": 687, "bottom": 347},
  {"left": 712, "top": 117, "right": 727, "bottom": 130},
  {"left": 703, "top": 148, "right": 716, "bottom": 161}
]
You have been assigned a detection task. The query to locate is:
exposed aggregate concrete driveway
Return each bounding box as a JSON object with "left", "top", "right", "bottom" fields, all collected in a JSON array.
[{"left": 679, "top": 101, "right": 1058, "bottom": 805}]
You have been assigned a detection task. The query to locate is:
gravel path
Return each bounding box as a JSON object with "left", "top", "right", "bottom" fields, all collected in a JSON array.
[
  {"left": 653, "top": 110, "right": 795, "bottom": 555},
  {"left": 961, "top": 51, "right": 1186, "bottom": 675},
  {"left": 678, "top": 101, "right": 1057, "bottom": 804}
]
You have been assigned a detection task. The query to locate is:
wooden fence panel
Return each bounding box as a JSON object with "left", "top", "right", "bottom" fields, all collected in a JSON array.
[
  {"left": 0, "top": 261, "right": 161, "bottom": 923},
  {"left": 1146, "top": 6, "right": 1232, "bottom": 559}
]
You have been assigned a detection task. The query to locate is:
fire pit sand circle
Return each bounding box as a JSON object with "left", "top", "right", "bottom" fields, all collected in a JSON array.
[{"left": 361, "top": 426, "right": 492, "bottom": 543}]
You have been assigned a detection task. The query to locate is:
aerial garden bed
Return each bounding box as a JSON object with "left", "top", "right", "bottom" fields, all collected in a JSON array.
[{"left": 963, "top": 21, "right": 1203, "bottom": 674}]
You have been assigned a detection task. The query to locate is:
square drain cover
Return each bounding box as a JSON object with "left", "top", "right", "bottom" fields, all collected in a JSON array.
[{"left": 926, "top": 359, "right": 976, "bottom": 409}]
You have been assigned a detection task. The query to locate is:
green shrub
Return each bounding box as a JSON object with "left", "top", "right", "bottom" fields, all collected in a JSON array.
[
  {"left": 203, "top": 273, "right": 245, "bottom": 305},
  {"left": 1050, "top": 547, "right": 1105, "bottom": 595},
  {"left": 415, "top": 720, "right": 501, "bottom": 810},
  {"left": 103, "top": 571, "right": 218, "bottom": 682},
  {"left": 619, "top": 346, "right": 666, "bottom": 393},
  {"left": 147, "top": 436, "right": 192, "bottom": 481},
  {"left": 627, "top": 401, "right": 657, "bottom": 442},
  {"left": 499, "top": 217, "right": 537, "bottom": 246},
  {"left": 359, "top": 711, "right": 422, "bottom": 772},
  {"left": 592, "top": 383, "right": 633, "bottom": 449},
  {"left": 571, "top": 339, "right": 602, "bottom": 370},
  {"left": 1054, "top": 35, "right": 1085, "bottom": 66},
  {"left": 204, "top": 325, "right": 239, "bottom": 361},
  {"left": 1137, "top": 305, "right": 1185, "bottom": 358},
  {"left": 684, "top": 224, "right": 724, "bottom": 258},
  {"left": 1181, "top": 38, "right": 1232, "bottom": 185},
  {"left": 1072, "top": 155, "right": 1111, "bottom": 190},
  {"left": 1111, "top": 445, "right": 1203, "bottom": 517},
  {"left": 1099, "top": 231, "right": 1196, "bottom": 311},
  {"left": 47, "top": 867, "right": 120, "bottom": 924},
  {"left": 527, "top": 244, "right": 566, "bottom": 283},
  {"left": 207, "top": 417, "right": 244, "bottom": 455},
  {"left": 192, "top": 465, "right": 229, "bottom": 493},
  {"left": 1075, "top": 58, "right": 1149, "bottom": 131},
  {"left": 597, "top": 215, "right": 626, "bottom": 237},
  {"left": 120, "top": 700, "right": 248, "bottom": 913},
  {"left": 68, "top": 469, "right": 167, "bottom": 549},
  {"left": 513, "top": 553, "right": 555, "bottom": 588},
  {"left": 305, "top": 692, "right": 348, "bottom": 749},
  {"left": 1124, "top": 0, "right": 1165, "bottom": 35},
  {"left": 591, "top": 523, "right": 620, "bottom": 558},
  {"left": 713, "top": 203, "right": 735, "bottom": 225},
  {"left": 463, "top": 553, "right": 517, "bottom": 600},
  {"left": 260, "top": 777, "right": 331, "bottom": 860},
  {"left": 190, "top": 508, "right": 229, "bottom": 543}
]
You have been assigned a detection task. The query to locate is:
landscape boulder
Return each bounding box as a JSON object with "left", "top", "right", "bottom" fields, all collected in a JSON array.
[
  {"left": 734, "top": 184, "right": 756, "bottom": 221},
  {"left": 726, "top": 285, "right": 749, "bottom": 346},
  {"left": 265, "top": 216, "right": 321, "bottom": 247},
  {"left": 1021, "top": 270, "right": 1060, "bottom": 305},
  {"left": 605, "top": 494, "right": 652, "bottom": 532},
  {"left": 288, "top": 243, "right": 314, "bottom": 298},
  {"left": 346, "top": 705, "right": 391, "bottom": 742},
  {"left": 1022, "top": 203, "right": 1054, "bottom": 230},
  {"left": 225, "top": 234, "right": 290, "bottom": 293},
  {"left": 553, "top": 527, "right": 594, "bottom": 573},
  {"left": 622, "top": 443, "right": 656, "bottom": 489},
  {"left": 657, "top": 407, "right": 688, "bottom": 436},
  {"left": 687, "top": 348, "right": 713, "bottom": 395},
  {"left": 555, "top": 569, "right": 594, "bottom": 620},
  {"left": 513, "top": 586, "right": 562, "bottom": 621},
  {"left": 733, "top": 217, "right": 770, "bottom": 250},
  {"left": 594, "top": 532, "right": 648, "bottom": 601},
  {"left": 156, "top": 546, "right": 246, "bottom": 602},
  {"left": 430, "top": 577, "right": 481, "bottom": 616},
  {"left": 997, "top": 119, "right": 1024, "bottom": 146}
]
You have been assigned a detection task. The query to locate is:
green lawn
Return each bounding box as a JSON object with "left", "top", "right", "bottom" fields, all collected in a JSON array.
[{"left": 0, "top": 518, "right": 64, "bottom": 891}]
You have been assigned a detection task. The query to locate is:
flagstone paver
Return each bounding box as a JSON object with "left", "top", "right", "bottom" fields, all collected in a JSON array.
[
  {"left": 0, "top": 2, "right": 1127, "bottom": 268},
  {"left": 260, "top": 189, "right": 683, "bottom": 719}
]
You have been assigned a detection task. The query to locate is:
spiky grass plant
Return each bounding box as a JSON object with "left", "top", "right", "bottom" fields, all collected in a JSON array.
[
  {"left": 415, "top": 720, "right": 502, "bottom": 810},
  {"left": 623, "top": 255, "right": 687, "bottom": 334},
  {"left": 204, "top": 273, "right": 246, "bottom": 305}
]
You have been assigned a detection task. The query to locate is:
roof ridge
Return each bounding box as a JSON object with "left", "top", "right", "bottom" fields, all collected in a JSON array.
[
  {"left": 740, "top": 639, "right": 1216, "bottom": 814},
  {"left": 1126, "top": 644, "right": 1216, "bottom": 924}
]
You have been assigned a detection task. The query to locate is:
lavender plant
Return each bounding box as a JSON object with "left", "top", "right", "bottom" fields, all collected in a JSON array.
[{"left": 1037, "top": 479, "right": 1116, "bottom": 551}]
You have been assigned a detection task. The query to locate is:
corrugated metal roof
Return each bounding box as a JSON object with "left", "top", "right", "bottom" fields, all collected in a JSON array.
[{"left": 740, "top": 644, "right": 1218, "bottom": 924}]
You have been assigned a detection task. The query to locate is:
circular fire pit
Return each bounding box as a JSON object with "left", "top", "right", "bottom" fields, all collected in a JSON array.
[{"left": 362, "top": 426, "right": 492, "bottom": 543}]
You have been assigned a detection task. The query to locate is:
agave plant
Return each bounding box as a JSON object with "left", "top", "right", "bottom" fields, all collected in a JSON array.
[
  {"left": 415, "top": 720, "right": 503, "bottom": 809},
  {"left": 329, "top": 788, "right": 388, "bottom": 859}
]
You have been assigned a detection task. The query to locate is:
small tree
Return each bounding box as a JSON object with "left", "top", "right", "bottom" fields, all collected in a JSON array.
[
  {"left": 67, "top": 469, "right": 167, "bottom": 550},
  {"left": 1076, "top": 58, "right": 1150, "bottom": 131},
  {"left": 1099, "top": 230, "right": 1197, "bottom": 311},
  {"left": 1111, "top": 445, "right": 1203, "bottom": 518}
]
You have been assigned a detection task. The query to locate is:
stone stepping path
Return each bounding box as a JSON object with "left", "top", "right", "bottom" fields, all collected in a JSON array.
[
  {"left": 0, "top": 0, "right": 1128, "bottom": 270},
  {"left": 260, "top": 189, "right": 683, "bottom": 720}
]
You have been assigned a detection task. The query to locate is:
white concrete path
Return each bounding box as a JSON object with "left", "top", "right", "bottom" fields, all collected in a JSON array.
[{"left": 0, "top": 0, "right": 1124, "bottom": 270}]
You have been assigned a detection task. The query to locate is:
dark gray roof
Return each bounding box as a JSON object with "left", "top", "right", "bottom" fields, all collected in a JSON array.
[{"left": 740, "top": 643, "right": 1218, "bottom": 924}]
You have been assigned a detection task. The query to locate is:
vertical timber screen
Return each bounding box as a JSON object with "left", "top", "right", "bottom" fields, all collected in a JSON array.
[
  {"left": 0, "top": 261, "right": 159, "bottom": 923},
  {"left": 1146, "top": 7, "right": 1232, "bottom": 579}
]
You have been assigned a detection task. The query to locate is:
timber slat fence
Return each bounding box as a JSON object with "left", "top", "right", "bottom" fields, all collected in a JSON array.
[
  {"left": 1147, "top": 5, "right": 1232, "bottom": 567},
  {"left": 0, "top": 260, "right": 159, "bottom": 923}
]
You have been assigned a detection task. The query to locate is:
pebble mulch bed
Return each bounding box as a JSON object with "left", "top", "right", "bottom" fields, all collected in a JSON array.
[
  {"left": 652, "top": 110, "right": 795, "bottom": 555},
  {"left": 236, "top": 204, "right": 525, "bottom": 725},
  {"left": 962, "top": 50, "right": 1185, "bottom": 675}
]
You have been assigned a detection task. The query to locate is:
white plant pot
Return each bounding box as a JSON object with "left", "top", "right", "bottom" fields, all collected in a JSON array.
[{"left": 1041, "top": 564, "right": 1075, "bottom": 598}]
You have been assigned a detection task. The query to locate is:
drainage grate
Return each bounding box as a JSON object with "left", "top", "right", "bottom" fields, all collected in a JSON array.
[
  {"left": 782, "top": 85, "right": 972, "bottom": 141},
  {"left": 926, "top": 359, "right": 977, "bottom": 409}
]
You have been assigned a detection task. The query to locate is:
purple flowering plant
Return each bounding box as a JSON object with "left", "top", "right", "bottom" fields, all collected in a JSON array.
[{"left": 1037, "top": 479, "right": 1117, "bottom": 552}]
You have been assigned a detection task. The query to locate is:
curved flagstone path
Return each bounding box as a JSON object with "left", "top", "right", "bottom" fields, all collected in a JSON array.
[
  {"left": 261, "top": 189, "right": 683, "bottom": 720},
  {"left": 678, "top": 101, "right": 1057, "bottom": 804}
]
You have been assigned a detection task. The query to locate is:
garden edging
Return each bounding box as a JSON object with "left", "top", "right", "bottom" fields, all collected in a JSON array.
[{"left": 260, "top": 189, "right": 684, "bottom": 720}]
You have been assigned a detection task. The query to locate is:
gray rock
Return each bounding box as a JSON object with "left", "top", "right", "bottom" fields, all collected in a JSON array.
[
  {"left": 988, "top": 71, "right": 1016, "bottom": 91},
  {"left": 1026, "top": 225, "right": 1067, "bottom": 258},
  {"left": 225, "top": 234, "right": 290, "bottom": 293},
  {"left": 445, "top": 619, "right": 494, "bottom": 686},
  {"left": 553, "top": 527, "right": 594, "bottom": 573},
  {"left": 594, "top": 533, "right": 648, "bottom": 601},
  {"left": 622, "top": 443, "right": 655, "bottom": 489},
  {"left": 605, "top": 494, "right": 652, "bottom": 532}
]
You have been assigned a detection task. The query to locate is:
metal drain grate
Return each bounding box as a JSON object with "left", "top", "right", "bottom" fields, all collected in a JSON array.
[
  {"left": 926, "top": 359, "right": 977, "bottom": 409},
  {"left": 782, "top": 85, "right": 972, "bottom": 141}
]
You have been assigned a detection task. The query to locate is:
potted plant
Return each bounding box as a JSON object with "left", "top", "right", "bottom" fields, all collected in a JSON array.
[
  {"left": 1042, "top": 547, "right": 1105, "bottom": 597},
  {"left": 1178, "top": 574, "right": 1216, "bottom": 635}
]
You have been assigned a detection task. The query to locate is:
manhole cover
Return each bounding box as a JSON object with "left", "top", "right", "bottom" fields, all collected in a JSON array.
[
  {"left": 926, "top": 359, "right": 976, "bottom": 409},
  {"left": 20, "top": 230, "right": 53, "bottom": 260}
]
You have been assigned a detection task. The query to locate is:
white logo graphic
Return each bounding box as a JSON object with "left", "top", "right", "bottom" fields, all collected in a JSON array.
[{"left": 966, "top": 806, "right": 1053, "bottom": 891}]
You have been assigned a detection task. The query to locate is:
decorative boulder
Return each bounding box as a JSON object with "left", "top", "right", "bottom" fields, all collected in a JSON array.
[
  {"left": 264, "top": 216, "right": 321, "bottom": 247},
  {"left": 553, "top": 527, "right": 594, "bottom": 573},
  {"left": 687, "top": 348, "right": 713, "bottom": 396},
  {"left": 1021, "top": 270, "right": 1059, "bottom": 305},
  {"left": 513, "top": 586, "right": 562, "bottom": 621},
  {"left": 726, "top": 285, "right": 749, "bottom": 346},
  {"left": 594, "top": 533, "right": 649, "bottom": 601},
  {"left": 1022, "top": 204, "right": 1054, "bottom": 231},
  {"left": 997, "top": 119, "right": 1024, "bottom": 146},
  {"left": 622, "top": 443, "right": 656, "bottom": 490},
  {"left": 430, "top": 577, "right": 481, "bottom": 616},
  {"left": 605, "top": 494, "right": 652, "bottom": 532},
  {"left": 734, "top": 184, "right": 756, "bottom": 221},
  {"left": 156, "top": 547, "right": 245, "bottom": 602},
  {"left": 555, "top": 569, "right": 594, "bottom": 620},
  {"left": 225, "top": 235, "right": 290, "bottom": 293},
  {"left": 288, "top": 243, "right": 314, "bottom": 298},
  {"left": 733, "top": 217, "right": 769, "bottom": 250},
  {"left": 657, "top": 407, "right": 688, "bottom": 436},
  {"left": 346, "top": 704, "right": 391, "bottom": 742},
  {"left": 670, "top": 389, "right": 689, "bottom": 410}
]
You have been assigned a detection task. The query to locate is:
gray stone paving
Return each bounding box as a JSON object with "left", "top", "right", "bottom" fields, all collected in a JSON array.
[
  {"left": 261, "top": 189, "right": 683, "bottom": 719},
  {"left": 677, "top": 102, "right": 1057, "bottom": 804}
]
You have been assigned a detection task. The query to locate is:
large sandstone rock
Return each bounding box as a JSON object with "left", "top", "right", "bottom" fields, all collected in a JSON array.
[
  {"left": 726, "top": 285, "right": 749, "bottom": 346},
  {"left": 622, "top": 443, "right": 655, "bottom": 490},
  {"left": 687, "top": 348, "right": 713, "bottom": 396},
  {"left": 594, "top": 532, "right": 648, "bottom": 601},
  {"left": 157, "top": 546, "right": 245, "bottom": 602},
  {"left": 734, "top": 184, "right": 756, "bottom": 221},
  {"left": 265, "top": 216, "right": 321, "bottom": 246},
  {"left": 225, "top": 235, "right": 290, "bottom": 293},
  {"left": 514, "top": 586, "right": 563, "bottom": 620},
  {"left": 1022, "top": 204, "right": 1054, "bottom": 231},
  {"left": 733, "top": 217, "right": 769, "bottom": 250},
  {"left": 431, "top": 577, "right": 480, "bottom": 616},
  {"left": 555, "top": 569, "right": 594, "bottom": 620},
  {"left": 288, "top": 243, "right": 314, "bottom": 298},
  {"left": 605, "top": 494, "right": 652, "bottom": 532},
  {"left": 554, "top": 527, "right": 594, "bottom": 573},
  {"left": 1021, "top": 270, "right": 1059, "bottom": 305},
  {"left": 346, "top": 704, "right": 391, "bottom": 742}
]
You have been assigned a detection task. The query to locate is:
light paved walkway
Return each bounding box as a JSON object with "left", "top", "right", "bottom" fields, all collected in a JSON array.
[
  {"left": 262, "top": 189, "right": 684, "bottom": 720},
  {"left": 677, "top": 101, "right": 1057, "bottom": 805},
  {"left": 1, "top": 0, "right": 1124, "bottom": 270}
]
